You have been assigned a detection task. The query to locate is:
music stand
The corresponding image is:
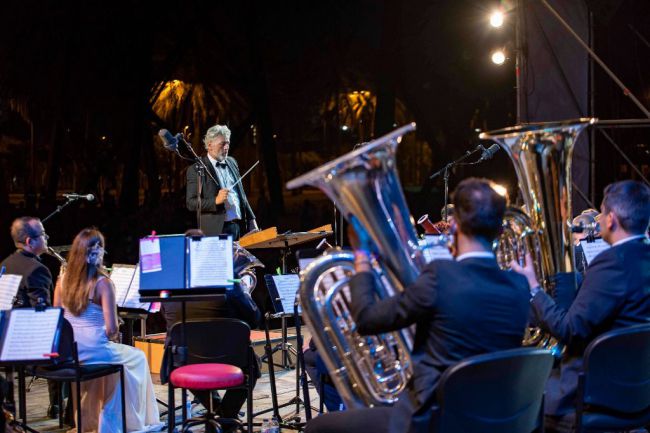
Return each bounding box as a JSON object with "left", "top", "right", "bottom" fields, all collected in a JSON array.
[
  {"left": 254, "top": 274, "right": 313, "bottom": 429},
  {"left": 137, "top": 233, "right": 232, "bottom": 433},
  {"left": 0, "top": 307, "right": 64, "bottom": 433},
  {"left": 242, "top": 225, "right": 332, "bottom": 273},
  {"left": 111, "top": 263, "right": 155, "bottom": 345}
]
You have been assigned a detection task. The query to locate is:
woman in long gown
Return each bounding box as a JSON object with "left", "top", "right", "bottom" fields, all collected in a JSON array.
[{"left": 54, "top": 228, "right": 162, "bottom": 433}]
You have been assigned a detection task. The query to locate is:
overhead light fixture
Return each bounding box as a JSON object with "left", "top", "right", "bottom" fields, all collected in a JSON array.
[
  {"left": 491, "top": 50, "right": 506, "bottom": 65},
  {"left": 489, "top": 10, "right": 505, "bottom": 28}
]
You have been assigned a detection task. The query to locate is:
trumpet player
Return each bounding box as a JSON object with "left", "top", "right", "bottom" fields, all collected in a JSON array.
[
  {"left": 511, "top": 180, "right": 650, "bottom": 433},
  {"left": 306, "top": 178, "right": 531, "bottom": 433}
]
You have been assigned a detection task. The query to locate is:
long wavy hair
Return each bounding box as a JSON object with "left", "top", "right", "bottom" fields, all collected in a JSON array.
[{"left": 61, "top": 228, "right": 108, "bottom": 316}]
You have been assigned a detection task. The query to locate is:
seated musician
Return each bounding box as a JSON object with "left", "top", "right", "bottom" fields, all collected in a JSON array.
[
  {"left": 511, "top": 180, "right": 650, "bottom": 433},
  {"left": 55, "top": 228, "right": 162, "bottom": 432},
  {"left": 160, "top": 229, "right": 261, "bottom": 422},
  {"left": 306, "top": 178, "right": 531, "bottom": 433}
]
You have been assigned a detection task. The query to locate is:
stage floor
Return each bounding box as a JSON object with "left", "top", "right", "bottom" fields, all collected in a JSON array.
[{"left": 11, "top": 330, "right": 321, "bottom": 432}]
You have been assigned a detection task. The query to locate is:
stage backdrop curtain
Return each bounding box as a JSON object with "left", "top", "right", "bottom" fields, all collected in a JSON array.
[{"left": 520, "top": 0, "right": 591, "bottom": 213}]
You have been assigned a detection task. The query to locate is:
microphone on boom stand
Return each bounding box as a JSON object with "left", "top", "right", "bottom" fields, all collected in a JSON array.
[{"left": 62, "top": 193, "right": 95, "bottom": 201}]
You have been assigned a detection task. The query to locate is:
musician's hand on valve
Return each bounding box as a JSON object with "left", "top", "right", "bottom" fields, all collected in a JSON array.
[
  {"left": 215, "top": 189, "right": 229, "bottom": 205},
  {"left": 348, "top": 217, "right": 373, "bottom": 272},
  {"left": 510, "top": 252, "right": 540, "bottom": 294}
]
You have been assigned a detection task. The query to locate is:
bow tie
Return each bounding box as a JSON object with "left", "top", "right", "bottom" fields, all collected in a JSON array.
[{"left": 215, "top": 161, "right": 227, "bottom": 168}]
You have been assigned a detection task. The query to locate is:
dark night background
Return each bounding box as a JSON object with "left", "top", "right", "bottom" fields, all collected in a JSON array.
[{"left": 0, "top": 0, "right": 648, "bottom": 283}]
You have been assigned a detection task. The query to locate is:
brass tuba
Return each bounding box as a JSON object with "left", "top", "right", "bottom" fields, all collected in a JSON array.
[
  {"left": 480, "top": 119, "right": 596, "bottom": 348},
  {"left": 286, "top": 123, "right": 421, "bottom": 409}
]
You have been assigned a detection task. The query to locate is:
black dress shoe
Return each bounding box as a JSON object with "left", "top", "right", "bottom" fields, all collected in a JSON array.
[{"left": 47, "top": 404, "right": 60, "bottom": 419}]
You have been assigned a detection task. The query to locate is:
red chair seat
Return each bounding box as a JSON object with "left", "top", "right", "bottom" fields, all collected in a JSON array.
[{"left": 170, "top": 363, "right": 244, "bottom": 390}]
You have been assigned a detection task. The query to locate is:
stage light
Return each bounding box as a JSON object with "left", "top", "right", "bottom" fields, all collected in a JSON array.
[
  {"left": 490, "top": 10, "right": 505, "bottom": 28},
  {"left": 491, "top": 50, "right": 506, "bottom": 65},
  {"left": 341, "top": 125, "right": 349, "bottom": 131}
]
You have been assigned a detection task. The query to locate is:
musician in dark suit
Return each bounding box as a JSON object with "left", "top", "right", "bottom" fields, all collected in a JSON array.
[
  {"left": 186, "top": 124, "right": 258, "bottom": 240},
  {"left": 0, "top": 216, "right": 59, "bottom": 418},
  {"left": 306, "top": 178, "right": 531, "bottom": 433},
  {"left": 1, "top": 217, "right": 52, "bottom": 308},
  {"left": 512, "top": 180, "right": 650, "bottom": 432}
]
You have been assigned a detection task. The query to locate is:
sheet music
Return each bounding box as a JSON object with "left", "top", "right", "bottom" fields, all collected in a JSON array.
[
  {"left": 140, "top": 238, "right": 162, "bottom": 273},
  {"left": 420, "top": 236, "right": 453, "bottom": 263},
  {"left": 0, "top": 308, "right": 61, "bottom": 361},
  {"left": 271, "top": 274, "right": 302, "bottom": 314},
  {"left": 112, "top": 264, "right": 149, "bottom": 310},
  {"left": 111, "top": 265, "right": 136, "bottom": 305},
  {"left": 0, "top": 275, "right": 22, "bottom": 310},
  {"left": 189, "top": 236, "right": 234, "bottom": 288},
  {"left": 580, "top": 238, "right": 610, "bottom": 265}
]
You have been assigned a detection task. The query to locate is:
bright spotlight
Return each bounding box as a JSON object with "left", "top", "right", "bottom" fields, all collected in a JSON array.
[
  {"left": 491, "top": 50, "right": 506, "bottom": 65},
  {"left": 490, "top": 10, "right": 505, "bottom": 28},
  {"left": 341, "top": 125, "right": 349, "bottom": 131}
]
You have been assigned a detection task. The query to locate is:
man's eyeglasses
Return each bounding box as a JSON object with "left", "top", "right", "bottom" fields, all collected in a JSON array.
[{"left": 34, "top": 232, "right": 49, "bottom": 240}]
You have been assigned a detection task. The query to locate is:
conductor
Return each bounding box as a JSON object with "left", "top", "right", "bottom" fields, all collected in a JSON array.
[{"left": 186, "top": 124, "right": 258, "bottom": 240}]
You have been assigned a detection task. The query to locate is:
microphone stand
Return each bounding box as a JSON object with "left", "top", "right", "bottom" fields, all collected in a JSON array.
[
  {"left": 430, "top": 146, "right": 484, "bottom": 220},
  {"left": 41, "top": 197, "right": 79, "bottom": 224},
  {"left": 178, "top": 137, "right": 221, "bottom": 230}
]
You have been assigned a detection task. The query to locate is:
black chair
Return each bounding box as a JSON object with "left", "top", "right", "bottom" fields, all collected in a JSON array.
[
  {"left": 165, "top": 318, "right": 256, "bottom": 433},
  {"left": 430, "top": 347, "right": 554, "bottom": 433},
  {"left": 574, "top": 323, "right": 650, "bottom": 433},
  {"left": 33, "top": 318, "right": 127, "bottom": 433}
]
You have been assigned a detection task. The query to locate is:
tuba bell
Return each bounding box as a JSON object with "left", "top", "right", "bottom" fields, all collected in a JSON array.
[
  {"left": 480, "top": 118, "right": 596, "bottom": 349},
  {"left": 286, "top": 123, "right": 421, "bottom": 409}
]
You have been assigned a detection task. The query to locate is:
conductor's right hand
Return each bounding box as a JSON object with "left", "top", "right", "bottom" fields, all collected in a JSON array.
[{"left": 215, "top": 188, "right": 229, "bottom": 205}]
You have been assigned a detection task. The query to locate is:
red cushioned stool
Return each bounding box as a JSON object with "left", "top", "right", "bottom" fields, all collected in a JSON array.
[{"left": 164, "top": 319, "right": 256, "bottom": 433}]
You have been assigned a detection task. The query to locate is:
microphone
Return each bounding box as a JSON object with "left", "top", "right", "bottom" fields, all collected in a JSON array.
[
  {"left": 158, "top": 129, "right": 182, "bottom": 151},
  {"left": 63, "top": 193, "right": 95, "bottom": 201},
  {"left": 478, "top": 143, "right": 500, "bottom": 162}
]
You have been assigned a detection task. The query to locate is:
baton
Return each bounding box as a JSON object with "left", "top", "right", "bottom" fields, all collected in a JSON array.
[{"left": 229, "top": 160, "right": 260, "bottom": 189}]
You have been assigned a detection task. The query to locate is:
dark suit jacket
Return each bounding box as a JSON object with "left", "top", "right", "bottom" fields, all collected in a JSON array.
[
  {"left": 350, "top": 257, "right": 530, "bottom": 413},
  {"left": 186, "top": 156, "right": 256, "bottom": 236},
  {"left": 531, "top": 237, "right": 650, "bottom": 416},
  {"left": 1, "top": 250, "right": 53, "bottom": 308}
]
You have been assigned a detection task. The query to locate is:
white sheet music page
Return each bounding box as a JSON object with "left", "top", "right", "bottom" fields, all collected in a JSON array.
[
  {"left": 112, "top": 264, "right": 149, "bottom": 310},
  {"left": 421, "top": 236, "right": 453, "bottom": 263},
  {"left": 0, "top": 308, "right": 61, "bottom": 361},
  {"left": 110, "top": 265, "right": 136, "bottom": 306},
  {"left": 272, "top": 274, "right": 301, "bottom": 314},
  {"left": 189, "top": 236, "right": 234, "bottom": 288},
  {"left": 580, "top": 238, "right": 610, "bottom": 265},
  {"left": 0, "top": 275, "right": 22, "bottom": 310}
]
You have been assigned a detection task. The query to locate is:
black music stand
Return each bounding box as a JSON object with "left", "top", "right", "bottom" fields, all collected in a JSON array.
[
  {"left": 111, "top": 264, "right": 152, "bottom": 346},
  {"left": 0, "top": 307, "right": 64, "bottom": 433},
  {"left": 253, "top": 274, "right": 314, "bottom": 430},
  {"left": 138, "top": 233, "right": 232, "bottom": 433},
  {"left": 262, "top": 274, "right": 302, "bottom": 369}
]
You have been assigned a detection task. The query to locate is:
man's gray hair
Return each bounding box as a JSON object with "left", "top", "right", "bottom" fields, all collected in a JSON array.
[{"left": 203, "top": 124, "right": 231, "bottom": 150}]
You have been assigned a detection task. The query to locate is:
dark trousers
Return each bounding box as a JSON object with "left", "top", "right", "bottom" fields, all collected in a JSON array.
[
  {"left": 303, "top": 346, "right": 343, "bottom": 412},
  {"left": 192, "top": 372, "right": 257, "bottom": 418},
  {"left": 222, "top": 220, "right": 241, "bottom": 241}
]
